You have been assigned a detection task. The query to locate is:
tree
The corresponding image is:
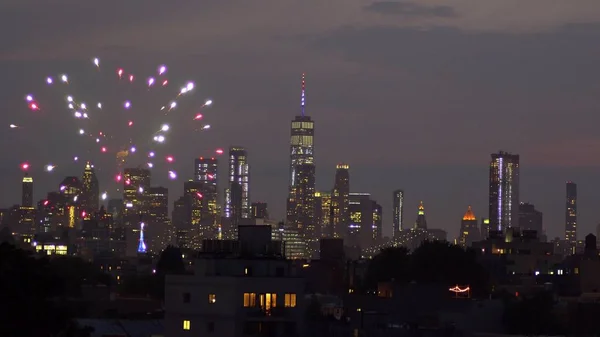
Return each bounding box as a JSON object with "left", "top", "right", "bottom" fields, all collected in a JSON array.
[
  {"left": 503, "top": 291, "right": 563, "bottom": 335},
  {"left": 0, "top": 242, "right": 103, "bottom": 336},
  {"left": 363, "top": 246, "right": 411, "bottom": 291},
  {"left": 156, "top": 245, "right": 185, "bottom": 275}
]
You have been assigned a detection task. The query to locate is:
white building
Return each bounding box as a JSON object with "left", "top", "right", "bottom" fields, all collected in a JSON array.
[{"left": 165, "top": 225, "right": 305, "bottom": 337}]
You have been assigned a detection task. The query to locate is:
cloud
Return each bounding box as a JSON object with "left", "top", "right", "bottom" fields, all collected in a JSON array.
[{"left": 364, "top": 1, "right": 457, "bottom": 18}]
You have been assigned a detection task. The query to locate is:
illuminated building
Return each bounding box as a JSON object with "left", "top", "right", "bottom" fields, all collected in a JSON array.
[
  {"left": 287, "top": 163, "right": 316, "bottom": 242},
  {"left": 458, "top": 206, "right": 479, "bottom": 248},
  {"left": 107, "top": 198, "right": 123, "bottom": 226},
  {"left": 331, "top": 164, "right": 350, "bottom": 239},
  {"left": 185, "top": 180, "right": 210, "bottom": 248},
  {"left": 565, "top": 181, "right": 577, "bottom": 250},
  {"left": 251, "top": 202, "right": 268, "bottom": 219},
  {"left": 348, "top": 193, "right": 382, "bottom": 248},
  {"left": 34, "top": 242, "right": 68, "bottom": 256},
  {"left": 122, "top": 168, "right": 151, "bottom": 228},
  {"left": 224, "top": 147, "right": 250, "bottom": 237},
  {"left": 19, "top": 173, "right": 35, "bottom": 235},
  {"left": 480, "top": 218, "right": 490, "bottom": 239},
  {"left": 393, "top": 190, "right": 404, "bottom": 238},
  {"left": 413, "top": 201, "right": 427, "bottom": 229},
  {"left": 173, "top": 196, "right": 191, "bottom": 249},
  {"left": 286, "top": 74, "right": 316, "bottom": 245},
  {"left": 194, "top": 157, "right": 219, "bottom": 237},
  {"left": 518, "top": 202, "right": 543, "bottom": 236},
  {"left": 81, "top": 161, "right": 99, "bottom": 215},
  {"left": 314, "top": 192, "right": 332, "bottom": 238},
  {"left": 488, "top": 151, "right": 520, "bottom": 232},
  {"left": 165, "top": 226, "right": 304, "bottom": 337},
  {"left": 21, "top": 172, "right": 33, "bottom": 207},
  {"left": 60, "top": 176, "right": 82, "bottom": 200},
  {"left": 148, "top": 186, "right": 170, "bottom": 253}
]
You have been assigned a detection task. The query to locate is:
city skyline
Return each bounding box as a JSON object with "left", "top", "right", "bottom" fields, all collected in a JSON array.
[{"left": 3, "top": 1, "right": 600, "bottom": 240}]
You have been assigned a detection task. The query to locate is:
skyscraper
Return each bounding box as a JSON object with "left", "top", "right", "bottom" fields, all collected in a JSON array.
[
  {"left": 314, "top": 191, "right": 332, "bottom": 238},
  {"left": 21, "top": 172, "right": 33, "bottom": 207},
  {"left": 331, "top": 164, "right": 350, "bottom": 239},
  {"left": 565, "top": 181, "right": 577, "bottom": 247},
  {"left": 123, "top": 168, "right": 151, "bottom": 228},
  {"left": 414, "top": 201, "right": 427, "bottom": 229},
  {"left": 81, "top": 161, "right": 99, "bottom": 215},
  {"left": 458, "top": 206, "right": 479, "bottom": 248},
  {"left": 148, "top": 186, "right": 169, "bottom": 252},
  {"left": 251, "top": 202, "right": 268, "bottom": 219},
  {"left": 194, "top": 157, "right": 219, "bottom": 236},
  {"left": 518, "top": 202, "right": 543, "bottom": 235},
  {"left": 393, "top": 189, "right": 404, "bottom": 238},
  {"left": 224, "top": 147, "right": 250, "bottom": 234},
  {"left": 488, "top": 151, "right": 520, "bottom": 232},
  {"left": 286, "top": 74, "right": 316, "bottom": 240}
]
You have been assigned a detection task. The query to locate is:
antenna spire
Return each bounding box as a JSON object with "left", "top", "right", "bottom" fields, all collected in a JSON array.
[{"left": 301, "top": 73, "right": 306, "bottom": 116}]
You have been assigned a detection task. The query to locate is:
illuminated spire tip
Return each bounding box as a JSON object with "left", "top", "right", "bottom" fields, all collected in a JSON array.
[{"left": 301, "top": 73, "right": 306, "bottom": 116}]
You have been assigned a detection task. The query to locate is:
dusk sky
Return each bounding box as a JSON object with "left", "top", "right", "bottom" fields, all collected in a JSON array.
[{"left": 2, "top": 1, "right": 600, "bottom": 240}]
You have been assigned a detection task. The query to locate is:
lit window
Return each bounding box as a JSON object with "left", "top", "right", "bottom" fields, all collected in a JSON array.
[
  {"left": 259, "top": 293, "right": 277, "bottom": 310},
  {"left": 243, "top": 293, "right": 256, "bottom": 307},
  {"left": 183, "top": 320, "right": 191, "bottom": 330},
  {"left": 208, "top": 294, "right": 216, "bottom": 303},
  {"left": 284, "top": 293, "right": 297, "bottom": 308}
]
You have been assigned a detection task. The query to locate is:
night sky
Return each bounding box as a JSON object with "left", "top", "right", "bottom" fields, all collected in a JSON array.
[{"left": 2, "top": 1, "right": 600, "bottom": 240}]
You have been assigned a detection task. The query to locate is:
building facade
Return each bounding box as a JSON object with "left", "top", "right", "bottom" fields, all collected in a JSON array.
[{"left": 488, "top": 151, "right": 520, "bottom": 232}]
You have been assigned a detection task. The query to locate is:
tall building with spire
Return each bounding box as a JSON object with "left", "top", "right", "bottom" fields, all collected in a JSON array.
[
  {"left": 413, "top": 201, "right": 427, "bottom": 230},
  {"left": 488, "top": 151, "right": 520, "bottom": 232},
  {"left": 331, "top": 164, "right": 350, "bottom": 239},
  {"left": 81, "top": 161, "right": 99, "bottom": 215},
  {"left": 458, "top": 206, "right": 479, "bottom": 248},
  {"left": 223, "top": 147, "right": 250, "bottom": 236},
  {"left": 286, "top": 73, "right": 316, "bottom": 241}
]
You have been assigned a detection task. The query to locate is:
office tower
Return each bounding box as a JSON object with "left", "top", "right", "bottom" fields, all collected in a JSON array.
[
  {"left": 19, "top": 173, "right": 35, "bottom": 235},
  {"left": 81, "top": 161, "right": 99, "bottom": 215},
  {"left": 286, "top": 73, "right": 316, "bottom": 239},
  {"left": 223, "top": 147, "right": 250, "bottom": 235},
  {"left": 194, "top": 157, "right": 219, "bottom": 235},
  {"left": 172, "top": 196, "right": 190, "bottom": 248},
  {"left": 393, "top": 190, "right": 404, "bottom": 238},
  {"left": 288, "top": 164, "right": 316, "bottom": 230},
  {"left": 122, "top": 168, "right": 151, "bottom": 228},
  {"left": 22, "top": 172, "right": 33, "bottom": 207},
  {"left": 148, "top": 186, "right": 169, "bottom": 252},
  {"left": 372, "top": 201, "right": 382, "bottom": 243},
  {"left": 565, "top": 181, "right": 577, "bottom": 247},
  {"left": 518, "top": 202, "right": 543, "bottom": 235},
  {"left": 413, "top": 201, "right": 427, "bottom": 229},
  {"left": 480, "top": 218, "right": 490, "bottom": 239},
  {"left": 458, "top": 206, "right": 479, "bottom": 248},
  {"left": 314, "top": 192, "right": 332, "bottom": 238},
  {"left": 488, "top": 151, "right": 520, "bottom": 232},
  {"left": 331, "top": 164, "right": 350, "bottom": 239},
  {"left": 252, "top": 202, "right": 268, "bottom": 219}
]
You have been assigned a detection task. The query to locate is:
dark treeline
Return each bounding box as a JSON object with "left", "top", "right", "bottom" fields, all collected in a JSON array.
[
  {"left": 0, "top": 242, "right": 105, "bottom": 337},
  {"left": 362, "top": 240, "right": 490, "bottom": 297}
]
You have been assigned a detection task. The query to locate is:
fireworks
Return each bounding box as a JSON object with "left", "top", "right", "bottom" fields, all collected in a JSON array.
[{"left": 20, "top": 56, "right": 218, "bottom": 184}]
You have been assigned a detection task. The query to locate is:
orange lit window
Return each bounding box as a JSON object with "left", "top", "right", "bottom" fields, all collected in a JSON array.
[
  {"left": 243, "top": 293, "right": 256, "bottom": 307},
  {"left": 208, "top": 294, "right": 216, "bottom": 304},
  {"left": 284, "top": 293, "right": 296, "bottom": 307}
]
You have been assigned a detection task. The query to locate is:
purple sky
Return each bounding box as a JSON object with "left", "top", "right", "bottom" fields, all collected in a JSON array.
[{"left": 2, "top": 1, "right": 600, "bottom": 240}]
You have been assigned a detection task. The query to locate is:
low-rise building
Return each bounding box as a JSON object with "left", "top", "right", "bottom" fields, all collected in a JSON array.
[{"left": 165, "top": 225, "right": 305, "bottom": 337}]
